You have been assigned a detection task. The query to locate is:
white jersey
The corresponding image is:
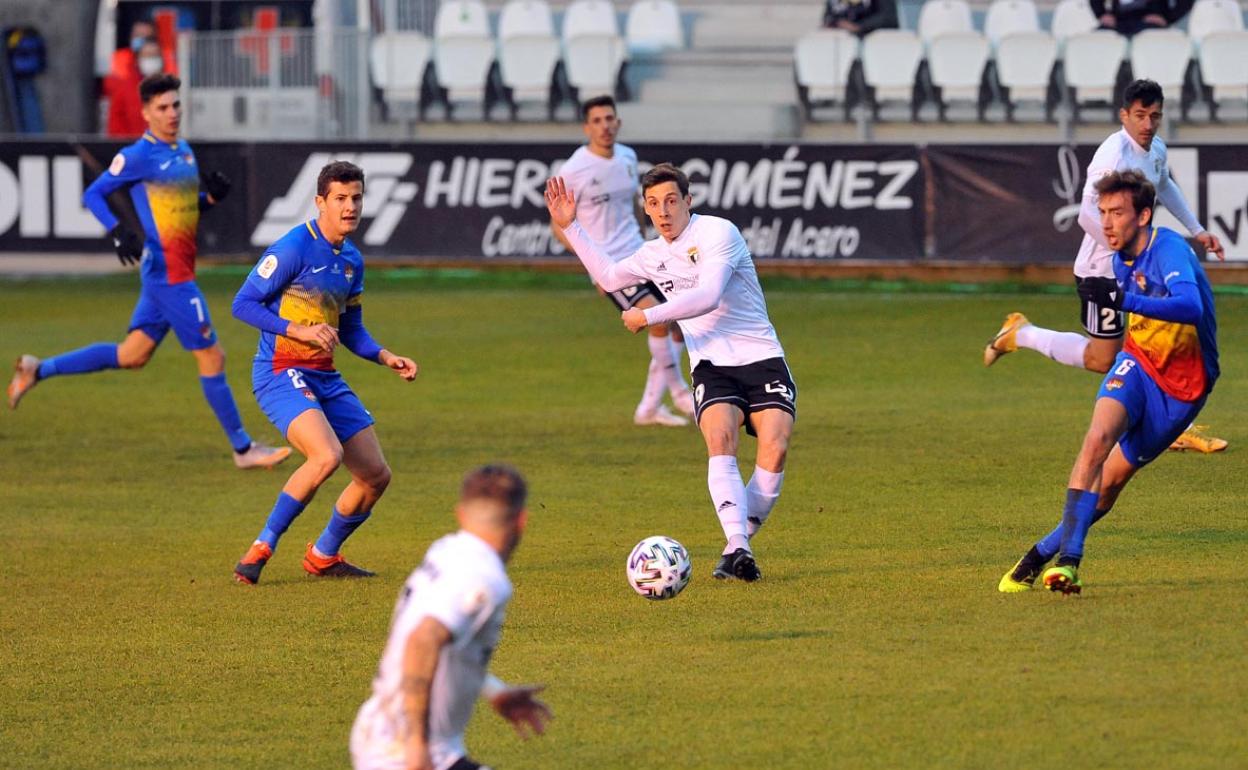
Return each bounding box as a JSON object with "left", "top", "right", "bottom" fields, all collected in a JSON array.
[
  {"left": 1074, "top": 129, "right": 1203, "bottom": 278},
  {"left": 563, "top": 213, "right": 785, "bottom": 369},
  {"left": 559, "top": 144, "right": 644, "bottom": 262},
  {"left": 351, "top": 532, "right": 512, "bottom": 770}
]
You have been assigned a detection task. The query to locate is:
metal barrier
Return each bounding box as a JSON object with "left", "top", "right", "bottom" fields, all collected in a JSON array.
[{"left": 178, "top": 27, "right": 371, "bottom": 140}]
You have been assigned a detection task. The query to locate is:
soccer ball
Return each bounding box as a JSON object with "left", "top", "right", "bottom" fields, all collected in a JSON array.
[{"left": 626, "top": 536, "right": 691, "bottom": 600}]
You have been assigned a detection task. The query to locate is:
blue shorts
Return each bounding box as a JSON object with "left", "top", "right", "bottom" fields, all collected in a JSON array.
[
  {"left": 1097, "top": 351, "right": 1206, "bottom": 468},
  {"left": 255, "top": 367, "right": 374, "bottom": 443},
  {"left": 128, "top": 281, "right": 217, "bottom": 350}
]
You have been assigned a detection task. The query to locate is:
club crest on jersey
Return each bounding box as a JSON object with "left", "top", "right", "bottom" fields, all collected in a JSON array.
[
  {"left": 344, "top": 265, "right": 354, "bottom": 281},
  {"left": 1106, "top": 378, "right": 1124, "bottom": 391},
  {"left": 687, "top": 247, "right": 699, "bottom": 264},
  {"left": 302, "top": 389, "right": 317, "bottom": 402},
  {"left": 1135, "top": 272, "right": 1147, "bottom": 291},
  {"left": 200, "top": 324, "right": 212, "bottom": 339},
  {"left": 185, "top": 154, "right": 195, "bottom": 165}
]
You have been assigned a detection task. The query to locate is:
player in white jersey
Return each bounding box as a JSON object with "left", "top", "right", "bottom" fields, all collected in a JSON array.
[
  {"left": 351, "top": 465, "right": 551, "bottom": 770},
  {"left": 984, "top": 79, "right": 1227, "bottom": 453},
  {"left": 551, "top": 95, "right": 695, "bottom": 427},
  {"left": 547, "top": 163, "right": 795, "bottom": 582}
]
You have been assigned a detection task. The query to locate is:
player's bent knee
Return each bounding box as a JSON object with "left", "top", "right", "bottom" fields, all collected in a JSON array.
[
  {"left": 306, "top": 448, "right": 344, "bottom": 482},
  {"left": 364, "top": 463, "right": 392, "bottom": 493}
]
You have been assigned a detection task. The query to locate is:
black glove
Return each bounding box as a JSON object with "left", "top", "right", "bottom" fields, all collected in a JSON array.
[
  {"left": 110, "top": 225, "right": 144, "bottom": 266},
  {"left": 201, "top": 170, "right": 231, "bottom": 203},
  {"left": 1077, "top": 276, "right": 1122, "bottom": 311}
]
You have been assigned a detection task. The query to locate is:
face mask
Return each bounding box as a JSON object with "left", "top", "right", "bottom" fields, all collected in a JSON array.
[
  {"left": 138, "top": 56, "right": 162, "bottom": 76},
  {"left": 130, "top": 36, "right": 146, "bottom": 52}
]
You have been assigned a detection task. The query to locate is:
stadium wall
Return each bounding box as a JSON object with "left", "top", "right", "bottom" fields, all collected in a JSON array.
[{"left": 2, "top": 139, "right": 1247, "bottom": 269}]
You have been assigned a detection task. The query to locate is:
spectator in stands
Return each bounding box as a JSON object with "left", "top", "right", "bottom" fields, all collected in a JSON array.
[
  {"left": 822, "top": 0, "right": 898, "bottom": 36},
  {"left": 105, "top": 21, "right": 174, "bottom": 138},
  {"left": 1163, "top": 0, "right": 1195, "bottom": 25},
  {"left": 1091, "top": 0, "right": 1171, "bottom": 36}
]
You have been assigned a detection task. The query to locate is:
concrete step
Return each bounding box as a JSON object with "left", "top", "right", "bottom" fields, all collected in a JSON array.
[
  {"left": 616, "top": 100, "right": 800, "bottom": 141},
  {"left": 638, "top": 65, "right": 795, "bottom": 104}
]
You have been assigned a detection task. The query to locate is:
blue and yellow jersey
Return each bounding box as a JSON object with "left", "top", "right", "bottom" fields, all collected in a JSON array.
[
  {"left": 83, "top": 131, "right": 203, "bottom": 284},
  {"left": 241, "top": 219, "right": 365, "bottom": 375},
  {"left": 1114, "top": 227, "right": 1219, "bottom": 402}
]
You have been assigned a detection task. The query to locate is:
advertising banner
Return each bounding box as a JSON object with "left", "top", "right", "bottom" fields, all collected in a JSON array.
[{"left": 0, "top": 139, "right": 1240, "bottom": 262}]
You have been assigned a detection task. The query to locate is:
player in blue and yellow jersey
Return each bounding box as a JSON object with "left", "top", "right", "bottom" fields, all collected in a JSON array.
[
  {"left": 999, "top": 170, "right": 1218, "bottom": 595},
  {"left": 6, "top": 73, "right": 289, "bottom": 470},
  {"left": 230, "top": 160, "right": 419, "bottom": 584}
]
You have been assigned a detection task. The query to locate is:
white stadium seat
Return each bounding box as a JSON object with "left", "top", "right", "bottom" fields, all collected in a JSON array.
[
  {"left": 497, "top": 0, "right": 562, "bottom": 117},
  {"left": 918, "top": 0, "right": 974, "bottom": 46},
  {"left": 927, "top": 31, "right": 991, "bottom": 118},
  {"left": 1050, "top": 0, "right": 1099, "bottom": 54},
  {"left": 370, "top": 32, "right": 432, "bottom": 119},
  {"left": 1062, "top": 29, "right": 1127, "bottom": 120},
  {"left": 861, "top": 29, "right": 923, "bottom": 120},
  {"left": 626, "top": 0, "right": 683, "bottom": 55},
  {"left": 995, "top": 30, "right": 1057, "bottom": 119},
  {"left": 984, "top": 0, "right": 1040, "bottom": 51},
  {"left": 432, "top": 0, "right": 495, "bottom": 115},
  {"left": 563, "top": 0, "right": 620, "bottom": 39},
  {"left": 1198, "top": 30, "right": 1248, "bottom": 117},
  {"left": 793, "top": 29, "right": 860, "bottom": 120},
  {"left": 1130, "top": 29, "right": 1191, "bottom": 116},
  {"left": 1187, "top": 0, "right": 1245, "bottom": 51},
  {"left": 562, "top": 0, "right": 627, "bottom": 103}
]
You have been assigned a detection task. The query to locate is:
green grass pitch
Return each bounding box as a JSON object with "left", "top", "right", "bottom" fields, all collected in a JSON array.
[{"left": 2, "top": 271, "right": 1245, "bottom": 769}]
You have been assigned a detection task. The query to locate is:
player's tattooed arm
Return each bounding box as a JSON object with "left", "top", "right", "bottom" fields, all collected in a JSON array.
[{"left": 401, "top": 617, "right": 452, "bottom": 770}]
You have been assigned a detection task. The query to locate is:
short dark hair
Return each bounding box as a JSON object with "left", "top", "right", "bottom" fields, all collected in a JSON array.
[
  {"left": 1122, "top": 79, "right": 1164, "bottom": 110},
  {"left": 316, "top": 160, "right": 365, "bottom": 197},
  {"left": 1094, "top": 169, "right": 1156, "bottom": 216},
  {"left": 581, "top": 94, "right": 617, "bottom": 122},
  {"left": 139, "top": 73, "right": 180, "bottom": 104},
  {"left": 641, "top": 162, "right": 689, "bottom": 198},
  {"left": 461, "top": 464, "right": 528, "bottom": 518}
]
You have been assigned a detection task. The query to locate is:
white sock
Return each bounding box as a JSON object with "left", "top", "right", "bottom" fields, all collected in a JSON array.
[
  {"left": 1015, "top": 324, "right": 1088, "bottom": 368},
  {"left": 707, "top": 455, "right": 750, "bottom": 553},
  {"left": 745, "top": 466, "right": 784, "bottom": 537},
  {"left": 636, "top": 344, "right": 666, "bottom": 415},
  {"left": 665, "top": 337, "right": 691, "bottom": 394}
]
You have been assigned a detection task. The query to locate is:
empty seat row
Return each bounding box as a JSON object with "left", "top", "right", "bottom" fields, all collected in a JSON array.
[{"left": 370, "top": 0, "right": 683, "bottom": 121}]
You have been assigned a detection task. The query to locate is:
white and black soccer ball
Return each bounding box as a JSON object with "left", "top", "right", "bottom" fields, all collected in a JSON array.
[{"left": 626, "top": 535, "right": 691, "bottom": 600}]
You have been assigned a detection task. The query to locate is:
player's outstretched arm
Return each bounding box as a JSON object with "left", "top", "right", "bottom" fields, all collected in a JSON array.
[
  {"left": 401, "top": 617, "right": 452, "bottom": 770},
  {"left": 547, "top": 177, "right": 649, "bottom": 292}
]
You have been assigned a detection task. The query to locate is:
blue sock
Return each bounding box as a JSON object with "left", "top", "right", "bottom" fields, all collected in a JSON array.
[
  {"left": 199, "top": 374, "right": 252, "bottom": 453},
  {"left": 1036, "top": 503, "right": 1112, "bottom": 559},
  {"left": 1057, "top": 489, "right": 1100, "bottom": 565},
  {"left": 257, "top": 492, "right": 306, "bottom": 550},
  {"left": 37, "top": 343, "right": 119, "bottom": 379},
  {"left": 314, "top": 508, "right": 372, "bottom": 557}
]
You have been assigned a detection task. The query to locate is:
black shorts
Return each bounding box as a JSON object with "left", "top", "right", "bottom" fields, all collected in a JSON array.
[
  {"left": 691, "top": 357, "right": 796, "bottom": 436},
  {"left": 448, "top": 757, "right": 490, "bottom": 770},
  {"left": 1076, "top": 276, "right": 1126, "bottom": 339},
  {"left": 606, "top": 281, "right": 663, "bottom": 311}
]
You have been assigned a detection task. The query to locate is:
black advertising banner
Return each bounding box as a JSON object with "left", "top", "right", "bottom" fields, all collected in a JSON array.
[
  {"left": 1, "top": 139, "right": 1243, "bottom": 261},
  {"left": 925, "top": 142, "right": 1248, "bottom": 262}
]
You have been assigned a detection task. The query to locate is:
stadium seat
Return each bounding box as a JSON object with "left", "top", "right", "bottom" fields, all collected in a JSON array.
[
  {"left": 984, "top": 0, "right": 1041, "bottom": 51},
  {"left": 1050, "top": 0, "right": 1099, "bottom": 55},
  {"left": 1130, "top": 29, "right": 1192, "bottom": 119},
  {"left": 995, "top": 31, "right": 1058, "bottom": 120},
  {"left": 562, "top": 0, "right": 627, "bottom": 104},
  {"left": 1187, "top": 0, "right": 1245, "bottom": 51},
  {"left": 861, "top": 29, "right": 924, "bottom": 121},
  {"left": 369, "top": 32, "right": 433, "bottom": 121},
  {"left": 1062, "top": 30, "right": 1127, "bottom": 121},
  {"left": 625, "top": 0, "right": 683, "bottom": 55},
  {"left": 917, "top": 0, "right": 974, "bottom": 47},
  {"left": 793, "top": 29, "right": 860, "bottom": 121},
  {"left": 1197, "top": 30, "right": 1248, "bottom": 119},
  {"left": 497, "top": 0, "right": 563, "bottom": 119},
  {"left": 432, "top": 0, "right": 496, "bottom": 119},
  {"left": 927, "top": 32, "right": 991, "bottom": 120}
]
